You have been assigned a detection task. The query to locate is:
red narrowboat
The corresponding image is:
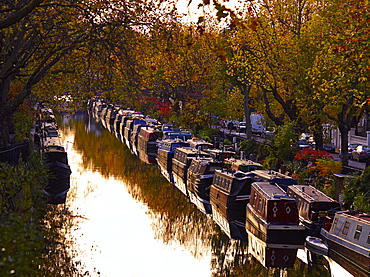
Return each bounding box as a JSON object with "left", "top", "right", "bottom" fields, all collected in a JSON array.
[{"left": 246, "top": 182, "right": 305, "bottom": 245}]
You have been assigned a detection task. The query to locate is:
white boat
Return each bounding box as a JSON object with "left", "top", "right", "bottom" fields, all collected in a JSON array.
[
  {"left": 305, "top": 236, "right": 328, "bottom": 256},
  {"left": 320, "top": 211, "right": 370, "bottom": 277}
]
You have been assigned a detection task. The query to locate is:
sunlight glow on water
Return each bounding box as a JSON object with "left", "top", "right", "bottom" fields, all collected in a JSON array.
[{"left": 63, "top": 131, "right": 212, "bottom": 277}]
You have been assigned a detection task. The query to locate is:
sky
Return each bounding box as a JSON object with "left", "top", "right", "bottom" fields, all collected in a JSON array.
[{"left": 176, "top": 0, "right": 245, "bottom": 22}]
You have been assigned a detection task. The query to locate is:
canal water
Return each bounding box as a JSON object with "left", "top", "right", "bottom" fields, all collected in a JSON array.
[{"left": 57, "top": 111, "right": 346, "bottom": 277}]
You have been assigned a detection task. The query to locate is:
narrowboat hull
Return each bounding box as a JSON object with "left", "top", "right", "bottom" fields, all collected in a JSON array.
[
  {"left": 246, "top": 204, "right": 306, "bottom": 245},
  {"left": 124, "top": 127, "right": 132, "bottom": 150},
  {"left": 138, "top": 151, "right": 156, "bottom": 165},
  {"left": 327, "top": 246, "right": 370, "bottom": 277},
  {"left": 187, "top": 167, "right": 213, "bottom": 213},
  {"left": 156, "top": 149, "right": 174, "bottom": 183},
  {"left": 172, "top": 159, "right": 189, "bottom": 196},
  {"left": 212, "top": 203, "right": 248, "bottom": 241},
  {"left": 209, "top": 183, "right": 250, "bottom": 225},
  {"left": 188, "top": 190, "right": 212, "bottom": 214},
  {"left": 321, "top": 223, "right": 370, "bottom": 276},
  {"left": 44, "top": 161, "right": 71, "bottom": 204}
]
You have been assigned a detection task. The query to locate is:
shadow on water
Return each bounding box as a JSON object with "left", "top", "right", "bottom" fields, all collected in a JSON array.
[{"left": 59, "top": 111, "right": 331, "bottom": 277}]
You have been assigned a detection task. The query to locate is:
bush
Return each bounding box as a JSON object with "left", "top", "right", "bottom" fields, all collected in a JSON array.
[
  {"left": 0, "top": 155, "right": 86, "bottom": 276},
  {"left": 238, "top": 139, "right": 260, "bottom": 160},
  {"left": 197, "top": 127, "right": 221, "bottom": 142},
  {"left": 262, "top": 122, "right": 298, "bottom": 170},
  {"left": 343, "top": 167, "right": 370, "bottom": 213}
]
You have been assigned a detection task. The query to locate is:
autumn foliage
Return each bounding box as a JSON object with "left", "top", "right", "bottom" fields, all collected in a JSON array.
[
  {"left": 294, "top": 148, "right": 333, "bottom": 162},
  {"left": 293, "top": 148, "right": 342, "bottom": 192}
]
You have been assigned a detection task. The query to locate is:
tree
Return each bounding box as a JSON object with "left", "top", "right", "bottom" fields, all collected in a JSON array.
[
  {"left": 0, "top": 1, "right": 94, "bottom": 146},
  {"left": 308, "top": 0, "right": 370, "bottom": 165},
  {"left": 0, "top": 0, "right": 44, "bottom": 29},
  {"left": 226, "top": 0, "right": 325, "bottom": 143},
  {"left": 119, "top": 16, "right": 231, "bottom": 129},
  {"left": 0, "top": 0, "right": 183, "bottom": 146}
]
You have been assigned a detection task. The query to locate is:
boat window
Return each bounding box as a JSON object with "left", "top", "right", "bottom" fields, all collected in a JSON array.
[
  {"left": 354, "top": 225, "right": 362, "bottom": 241},
  {"left": 367, "top": 234, "right": 370, "bottom": 245},
  {"left": 252, "top": 193, "right": 257, "bottom": 207},
  {"left": 331, "top": 217, "right": 338, "bottom": 232},
  {"left": 257, "top": 198, "right": 262, "bottom": 211},
  {"left": 342, "top": 221, "right": 350, "bottom": 236},
  {"left": 302, "top": 203, "right": 306, "bottom": 213}
]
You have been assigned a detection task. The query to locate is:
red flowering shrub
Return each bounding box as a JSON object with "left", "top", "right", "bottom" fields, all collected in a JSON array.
[{"left": 294, "top": 148, "right": 333, "bottom": 162}]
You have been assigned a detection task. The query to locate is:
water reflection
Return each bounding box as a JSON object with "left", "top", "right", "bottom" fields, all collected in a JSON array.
[
  {"left": 58, "top": 112, "right": 339, "bottom": 276},
  {"left": 60, "top": 112, "right": 217, "bottom": 276}
]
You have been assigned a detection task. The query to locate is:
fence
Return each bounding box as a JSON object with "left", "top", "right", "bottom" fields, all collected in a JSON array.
[
  {"left": 0, "top": 141, "right": 30, "bottom": 166},
  {"left": 331, "top": 128, "right": 369, "bottom": 149}
]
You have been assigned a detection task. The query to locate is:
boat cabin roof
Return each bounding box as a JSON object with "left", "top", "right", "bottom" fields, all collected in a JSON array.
[
  {"left": 186, "top": 138, "right": 213, "bottom": 149},
  {"left": 190, "top": 157, "right": 221, "bottom": 165},
  {"left": 224, "top": 158, "right": 263, "bottom": 172},
  {"left": 250, "top": 169, "right": 297, "bottom": 190},
  {"left": 162, "top": 131, "right": 192, "bottom": 140},
  {"left": 175, "top": 147, "right": 210, "bottom": 156},
  {"left": 287, "top": 185, "right": 337, "bottom": 203},
  {"left": 205, "top": 149, "right": 235, "bottom": 161},
  {"left": 252, "top": 169, "right": 293, "bottom": 180},
  {"left": 340, "top": 211, "right": 370, "bottom": 224},
  {"left": 44, "top": 144, "right": 66, "bottom": 152},
  {"left": 158, "top": 139, "right": 190, "bottom": 151},
  {"left": 44, "top": 137, "right": 63, "bottom": 147},
  {"left": 214, "top": 169, "right": 253, "bottom": 181},
  {"left": 252, "top": 182, "right": 293, "bottom": 201}
]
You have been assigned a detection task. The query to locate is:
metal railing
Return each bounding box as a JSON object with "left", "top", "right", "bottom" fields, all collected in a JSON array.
[{"left": 0, "top": 141, "right": 30, "bottom": 166}]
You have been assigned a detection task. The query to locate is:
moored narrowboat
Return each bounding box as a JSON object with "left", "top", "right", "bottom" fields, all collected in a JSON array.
[
  {"left": 246, "top": 182, "right": 305, "bottom": 245},
  {"left": 249, "top": 169, "right": 297, "bottom": 191},
  {"left": 186, "top": 137, "right": 213, "bottom": 151},
  {"left": 172, "top": 147, "right": 210, "bottom": 197},
  {"left": 320, "top": 211, "right": 370, "bottom": 277},
  {"left": 187, "top": 157, "right": 223, "bottom": 214},
  {"left": 210, "top": 170, "right": 254, "bottom": 241},
  {"left": 123, "top": 118, "right": 146, "bottom": 150},
  {"left": 137, "top": 126, "right": 162, "bottom": 164},
  {"left": 224, "top": 158, "right": 263, "bottom": 173},
  {"left": 130, "top": 122, "right": 148, "bottom": 156},
  {"left": 156, "top": 139, "right": 190, "bottom": 183},
  {"left": 287, "top": 185, "right": 341, "bottom": 236},
  {"left": 43, "top": 144, "right": 71, "bottom": 204}
]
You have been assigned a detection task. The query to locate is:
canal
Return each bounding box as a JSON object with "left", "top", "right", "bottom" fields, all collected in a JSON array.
[{"left": 56, "top": 111, "right": 344, "bottom": 277}]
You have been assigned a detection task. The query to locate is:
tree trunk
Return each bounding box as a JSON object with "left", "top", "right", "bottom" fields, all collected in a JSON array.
[
  {"left": 242, "top": 84, "right": 252, "bottom": 139},
  {"left": 338, "top": 122, "right": 349, "bottom": 166},
  {"left": 0, "top": 117, "right": 10, "bottom": 147},
  {"left": 313, "top": 131, "right": 323, "bottom": 150}
]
